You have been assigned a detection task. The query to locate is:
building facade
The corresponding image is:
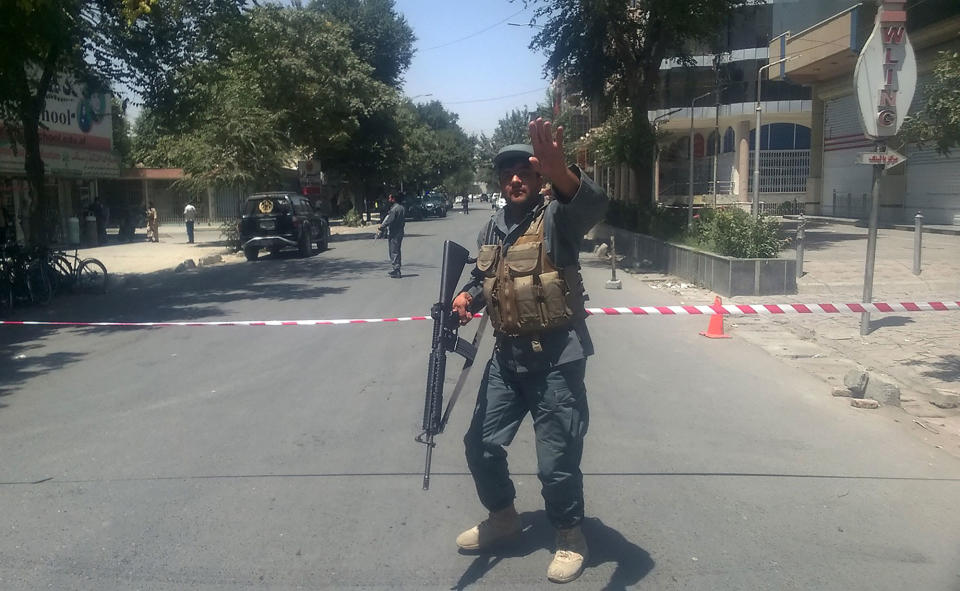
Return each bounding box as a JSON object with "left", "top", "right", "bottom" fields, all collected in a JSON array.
[
  {"left": 772, "top": 0, "right": 960, "bottom": 225},
  {"left": 651, "top": 1, "right": 814, "bottom": 212},
  {"left": 0, "top": 78, "right": 120, "bottom": 243}
]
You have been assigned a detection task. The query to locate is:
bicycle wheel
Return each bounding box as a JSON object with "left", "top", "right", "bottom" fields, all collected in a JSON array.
[
  {"left": 50, "top": 254, "right": 75, "bottom": 293},
  {"left": 77, "top": 258, "right": 108, "bottom": 294},
  {"left": 26, "top": 262, "right": 52, "bottom": 305}
]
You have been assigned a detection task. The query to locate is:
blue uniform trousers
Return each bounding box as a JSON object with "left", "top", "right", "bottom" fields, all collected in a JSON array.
[{"left": 464, "top": 354, "right": 589, "bottom": 528}]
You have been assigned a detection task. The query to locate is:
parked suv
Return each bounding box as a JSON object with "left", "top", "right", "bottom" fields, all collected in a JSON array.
[
  {"left": 422, "top": 195, "right": 447, "bottom": 217},
  {"left": 239, "top": 192, "right": 330, "bottom": 261}
]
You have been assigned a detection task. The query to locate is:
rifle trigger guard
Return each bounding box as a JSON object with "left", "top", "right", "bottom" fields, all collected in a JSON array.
[{"left": 415, "top": 432, "right": 436, "bottom": 447}]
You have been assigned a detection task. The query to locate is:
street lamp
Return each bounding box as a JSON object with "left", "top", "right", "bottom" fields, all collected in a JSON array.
[
  {"left": 507, "top": 22, "right": 545, "bottom": 28},
  {"left": 688, "top": 91, "right": 713, "bottom": 228},
  {"left": 651, "top": 109, "right": 681, "bottom": 205},
  {"left": 752, "top": 56, "right": 794, "bottom": 220}
]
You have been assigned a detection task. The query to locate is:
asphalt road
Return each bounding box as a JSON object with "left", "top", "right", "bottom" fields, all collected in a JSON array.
[{"left": 2, "top": 204, "right": 959, "bottom": 590}]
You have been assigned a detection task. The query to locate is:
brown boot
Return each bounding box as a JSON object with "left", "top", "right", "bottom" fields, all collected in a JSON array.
[
  {"left": 455, "top": 504, "right": 521, "bottom": 551},
  {"left": 547, "top": 525, "right": 588, "bottom": 583}
]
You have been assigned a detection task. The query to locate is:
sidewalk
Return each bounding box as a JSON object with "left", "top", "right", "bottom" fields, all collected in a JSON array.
[
  {"left": 616, "top": 219, "right": 960, "bottom": 453},
  {"left": 75, "top": 220, "right": 377, "bottom": 276}
]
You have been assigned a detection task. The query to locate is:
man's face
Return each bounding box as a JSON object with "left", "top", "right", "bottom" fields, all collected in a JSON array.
[{"left": 498, "top": 160, "right": 542, "bottom": 208}]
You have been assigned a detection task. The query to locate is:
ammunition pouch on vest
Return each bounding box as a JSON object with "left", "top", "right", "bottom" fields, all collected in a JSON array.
[{"left": 477, "top": 208, "right": 586, "bottom": 337}]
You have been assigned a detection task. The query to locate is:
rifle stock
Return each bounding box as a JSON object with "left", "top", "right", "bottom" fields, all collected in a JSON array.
[{"left": 416, "top": 240, "right": 485, "bottom": 490}]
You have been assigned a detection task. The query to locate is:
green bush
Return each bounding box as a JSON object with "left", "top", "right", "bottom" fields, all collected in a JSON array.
[
  {"left": 607, "top": 202, "right": 784, "bottom": 259},
  {"left": 698, "top": 208, "right": 783, "bottom": 258},
  {"left": 219, "top": 219, "right": 240, "bottom": 252},
  {"left": 342, "top": 208, "right": 363, "bottom": 227}
]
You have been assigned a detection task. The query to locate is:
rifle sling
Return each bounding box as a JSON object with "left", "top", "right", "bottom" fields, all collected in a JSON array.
[{"left": 439, "top": 313, "right": 489, "bottom": 433}]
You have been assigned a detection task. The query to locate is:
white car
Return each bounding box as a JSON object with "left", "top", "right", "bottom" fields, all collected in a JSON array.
[{"left": 497, "top": 196, "right": 506, "bottom": 209}]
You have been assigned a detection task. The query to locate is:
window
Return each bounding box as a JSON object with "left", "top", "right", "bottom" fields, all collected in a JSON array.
[
  {"left": 749, "top": 123, "right": 812, "bottom": 150},
  {"left": 723, "top": 127, "right": 736, "bottom": 153}
]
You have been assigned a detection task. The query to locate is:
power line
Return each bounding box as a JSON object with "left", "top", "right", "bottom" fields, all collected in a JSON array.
[
  {"left": 421, "top": 9, "right": 525, "bottom": 51},
  {"left": 443, "top": 87, "right": 548, "bottom": 105}
]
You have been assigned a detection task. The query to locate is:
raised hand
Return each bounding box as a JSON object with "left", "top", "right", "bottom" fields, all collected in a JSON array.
[
  {"left": 528, "top": 118, "right": 567, "bottom": 180},
  {"left": 528, "top": 117, "right": 580, "bottom": 200}
]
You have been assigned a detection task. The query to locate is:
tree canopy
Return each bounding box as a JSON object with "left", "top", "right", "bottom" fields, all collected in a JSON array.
[
  {"left": 522, "top": 0, "right": 756, "bottom": 202},
  {"left": 309, "top": 0, "right": 416, "bottom": 88},
  {"left": 903, "top": 50, "right": 960, "bottom": 155}
]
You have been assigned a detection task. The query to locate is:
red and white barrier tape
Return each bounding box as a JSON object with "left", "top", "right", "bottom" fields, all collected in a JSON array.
[{"left": 0, "top": 301, "right": 958, "bottom": 328}]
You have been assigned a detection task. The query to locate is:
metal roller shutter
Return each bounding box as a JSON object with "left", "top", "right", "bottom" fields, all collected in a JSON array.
[{"left": 821, "top": 94, "right": 875, "bottom": 218}]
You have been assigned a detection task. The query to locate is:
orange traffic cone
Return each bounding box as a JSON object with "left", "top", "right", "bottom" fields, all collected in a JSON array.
[{"left": 700, "top": 296, "right": 732, "bottom": 339}]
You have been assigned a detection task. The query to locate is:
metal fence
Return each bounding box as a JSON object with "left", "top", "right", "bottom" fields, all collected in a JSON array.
[
  {"left": 828, "top": 191, "right": 869, "bottom": 219},
  {"left": 747, "top": 149, "right": 810, "bottom": 194}
]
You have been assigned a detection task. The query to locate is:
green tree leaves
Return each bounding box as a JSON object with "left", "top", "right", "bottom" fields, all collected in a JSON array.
[{"left": 902, "top": 51, "right": 960, "bottom": 155}]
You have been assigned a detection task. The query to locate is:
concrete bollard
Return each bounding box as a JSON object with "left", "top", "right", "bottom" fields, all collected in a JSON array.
[
  {"left": 913, "top": 211, "right": 923, "bottom": 276},
  {"left": 605, "top": 235, "right": 622, "bottom": 289},
  {"left": 796, "top": 213, "right": 806, "bottom": 279}
]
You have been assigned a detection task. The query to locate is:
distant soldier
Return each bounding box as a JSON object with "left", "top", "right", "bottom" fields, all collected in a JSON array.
[
  {"left": 378, "top": 193, "right": 405, "bottom": 278},
  {"left": 146, "top": 202, "right": 159, "bottom": 243},
  {"left": 462, "top": 195, "right": 469, "bottom": 214},
  {"left": 451, "top": 119, "right": 609, "bottom": 584}
]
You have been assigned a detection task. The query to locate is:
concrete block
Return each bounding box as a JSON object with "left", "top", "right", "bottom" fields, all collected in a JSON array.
[
  {"left": 851, "top": 398, "right": 880, "bottom": 409},
  {"left": 729, "top": 260, "right": 755, "bottom": 296},
  {"left": 199, "top": 254, "right": 223, "bottom": 266},
  {"left": 930, "top": 390, "right": 960, "bottom": 410},
  {"left": 865, "top": 377, "right": 901, "bottom": 407},
  {"left": 605, "top": 279, "right": 622, "bottom": 290},
  {"left": 843, "top": 370, "right": 869, "bottom": 397},
  {"left": 832, "top": 387, "right": 854, "bottom": 397},
  {"left": 174, "top": 259, "right": 197, "bottom": 273},
  {"left": 757, "top": 260, "right": 785, "bottom": 296}
]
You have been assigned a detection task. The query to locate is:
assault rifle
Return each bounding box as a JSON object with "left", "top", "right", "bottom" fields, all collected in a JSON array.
[{"left": 416, "top": 240, "right": 488, "bottom": 490}]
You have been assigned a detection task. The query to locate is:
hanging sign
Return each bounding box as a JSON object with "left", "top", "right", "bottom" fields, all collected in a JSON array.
[
  {"left": 854, "top": 1, "right": 917, "bottom": 138},
  {"left": 855, "top": 148, "right": 906, "bottom": 168}
]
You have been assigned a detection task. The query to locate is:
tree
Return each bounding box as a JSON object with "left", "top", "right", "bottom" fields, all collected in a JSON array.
[
  {"left": 523, "top": 0, "right": 755, "bottom": 204},
  {"left": 309, "top": 0, "right": 416, "bottom": 88},
  {"left": 0, "top": 0, "right": 245, "bottom": 244},
  {"left": 902, "top": 50, "right": 960, "bottom": 155},
  {"left": 134, "top": 5, "right": 394, "bottom": 202},
  {"left": 492, "top": 108, "right": 535, "bottom": 147}
]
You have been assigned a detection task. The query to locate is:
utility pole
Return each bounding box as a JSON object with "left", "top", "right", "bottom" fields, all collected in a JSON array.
[
  {"left": 753, "top": 57, "right": 792, "bottom": 220},
  {"left": 688, "top": 91, "right": 712, "bottom": 228},
  {"left": 712, "top": 55, "right": 722, "bottom": 207}
]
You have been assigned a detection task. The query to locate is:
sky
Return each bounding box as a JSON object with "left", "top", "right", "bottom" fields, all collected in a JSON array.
[{"left": 395, "top": 0, "right": 551, "bottom": 136}]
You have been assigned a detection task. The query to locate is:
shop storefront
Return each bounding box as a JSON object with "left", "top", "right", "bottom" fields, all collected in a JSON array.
[{"left": 0, "top": 77, "right": 120, "bottom": 244}]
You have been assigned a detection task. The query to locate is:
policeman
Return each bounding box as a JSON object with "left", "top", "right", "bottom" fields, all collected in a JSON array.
[
  {"left": 451, "top": 118, "right": 609, "bottom": 584},
  {"left": 378, "top": 193, "right": 405, "bottom": 278}
]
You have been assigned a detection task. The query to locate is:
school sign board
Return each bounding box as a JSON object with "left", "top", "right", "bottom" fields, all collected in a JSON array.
[
  {"left": 0, "top": 76, "right": 120, "bottom": 177},
  {"left": 854, "top": 0, "right": 917, "bottom": 138}
]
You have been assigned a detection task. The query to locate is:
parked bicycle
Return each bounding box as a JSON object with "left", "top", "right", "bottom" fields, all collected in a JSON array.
[
  {"left": 0, "top": 243, "right": 53, "bottom": 316},
  {"left": 46, "top": 247, "right": 108, "bottom": 295}
]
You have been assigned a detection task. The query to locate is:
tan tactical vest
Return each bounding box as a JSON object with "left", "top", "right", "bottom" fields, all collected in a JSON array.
[{"left": 476, "top": 208, "right": 586, "bottom": 337}]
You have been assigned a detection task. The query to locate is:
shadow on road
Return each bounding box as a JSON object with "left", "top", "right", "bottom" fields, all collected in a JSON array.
[
  {"left": 904, "top": 353, "right": 960, "bottom": 383},
  {"left": 0, "top": 336, "right": 87, "bottom": 407},
  {"left": 452, "top": 510, "right": 653, "bottom": 590}
]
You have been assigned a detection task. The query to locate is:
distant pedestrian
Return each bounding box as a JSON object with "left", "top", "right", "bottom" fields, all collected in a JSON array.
[
  {"left": 183, "top": 202, "right": 197, "bottom": 243},
  {"left": 92, "top": 198, "right": 107, "bottom": 245},
  {"left": 462, "top": 195, "right": 469, "bottom": 214},
  {"left": 378, "top": 193, "right": 405, "bottom": 278},
  {"left": 146, "top": 202, "right": 159, "bottom": 243}
]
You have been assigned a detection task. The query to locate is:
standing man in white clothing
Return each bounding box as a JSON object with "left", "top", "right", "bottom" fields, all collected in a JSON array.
[{"left": 183, "top": 202, "right": 197, "bottom": 244}]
